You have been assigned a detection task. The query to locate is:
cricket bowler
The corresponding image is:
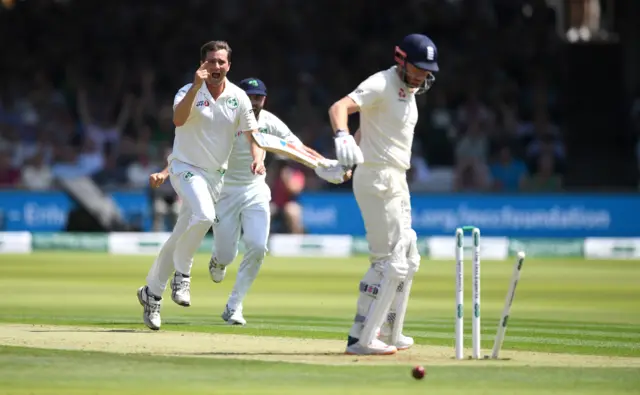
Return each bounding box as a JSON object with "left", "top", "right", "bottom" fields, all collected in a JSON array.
[
  {"left": 328, "top": 34, "right": 439, "bottom": 355},
  {"left": 209, "top": 78, "right": 351, "bottom": 326},
  {"left": 137, "top": 41, "right": 265, "bottom": 330},
  {"left": 145, "top": 78, "right": 351, "bottom": 328}
]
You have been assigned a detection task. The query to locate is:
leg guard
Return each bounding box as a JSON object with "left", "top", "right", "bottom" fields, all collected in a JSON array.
[
  {"left": 348, "top": 265, "right": 383, "bottom": 340},
  {"left": 359, "top": 270, "right": 401, "bottom": 346},
  {"left": 388, "top": 271, "right": 415, "bottom": 345},
  {"left": 386, "top": 229, "right": 420, "bottom": 345}
]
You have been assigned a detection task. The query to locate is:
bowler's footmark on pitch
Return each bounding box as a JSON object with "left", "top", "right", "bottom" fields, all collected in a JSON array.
[{"left": 0, "top": 324, "right": 638, "bottom": 368}]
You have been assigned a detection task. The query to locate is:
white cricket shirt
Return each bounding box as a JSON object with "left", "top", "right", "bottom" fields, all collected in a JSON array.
[
  {"left": 224, "top": 109, "right": 301, "bottom": 186},
  {"left": 168, "top": 79, "right": 258, "bottom": 173},
  {"left": 348, "top": 66, "right": 418, "bottom": 170}
]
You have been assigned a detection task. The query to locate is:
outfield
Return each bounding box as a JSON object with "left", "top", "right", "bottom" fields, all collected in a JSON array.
[{"left": 0, "top": 253, "right": 639, "bottom": 394}]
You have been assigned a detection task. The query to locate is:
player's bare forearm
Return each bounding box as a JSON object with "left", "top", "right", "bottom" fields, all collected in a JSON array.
[
  {"left": 328, "top": 96, "right": 360, "bottom": 134},
  {"left": 245, "top": 130, "right": 266, "bottom": 161},
  {"left": 173, "top": 85, "right": 200, "bottom": 127}
]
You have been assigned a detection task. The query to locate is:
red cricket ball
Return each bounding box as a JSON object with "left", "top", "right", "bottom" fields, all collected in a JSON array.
[{"left": 412, "top": 365, "right": 425, "bottom": 380}]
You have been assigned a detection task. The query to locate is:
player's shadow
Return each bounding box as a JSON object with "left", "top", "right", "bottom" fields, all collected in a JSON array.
[
  {"left": 29, "top": 329, "right": 138, "bottom": 333},
  {"left": 94, "top": 321, "right": 192, "bottom": 326},
  {"left": 187, "top": 351, "right": 345, "bottom": 357}
]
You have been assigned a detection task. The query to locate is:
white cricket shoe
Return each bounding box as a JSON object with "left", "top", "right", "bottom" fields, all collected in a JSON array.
[
  {"left": 377, "top": 325, "right": 414, "bottom": 350},
  {"left": 170, "top": 273, "right": 191, "bottom": 307},
  {"left": 137, "top": 286, "right": 161, "bottom": 330},
  {"left": 379, "top": 333, "right": 414, "bottom": 350},
  {"left": 221, "top": 305, "right": 246, "bottom": 326},
  {"left": 345, "top": 338, "right": 397, "bottom": 355},
  {"left": 208, "top": 258, "right": 226, "bottom": 283}
]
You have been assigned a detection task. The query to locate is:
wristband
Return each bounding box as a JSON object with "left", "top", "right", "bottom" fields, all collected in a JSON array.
[{"left": 335, "top": 129, "right": 349, "bottom": 138}]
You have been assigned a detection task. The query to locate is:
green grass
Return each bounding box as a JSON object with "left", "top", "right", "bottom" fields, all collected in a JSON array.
[
  {"left": 0, "top": 253, "right": 639, "bottom": 394},
  {"left": 1, "top": 346, "right": 639, "bottom": 395}
]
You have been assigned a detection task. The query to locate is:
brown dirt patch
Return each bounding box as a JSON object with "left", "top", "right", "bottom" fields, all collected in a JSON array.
[{"left": 1, "top": 324, "right": 638, "bottom": 367}]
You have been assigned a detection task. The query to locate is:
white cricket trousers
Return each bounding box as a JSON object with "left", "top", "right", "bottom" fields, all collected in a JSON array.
[
  {"left": 212, "top": 182, "right": 270, "bottom": 311},
  {"left": 349, "top": 164, "right": 412, "bottom": 340},
  {"left": 353, "top": 164, "right": 412, "bottom": 263},
  {"left": 146, "top": 159, "right": 223, "bottom": 297}
]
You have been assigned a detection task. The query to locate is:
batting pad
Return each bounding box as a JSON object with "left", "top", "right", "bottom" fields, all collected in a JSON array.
[
  {"left": 390, "top": 270, "right": 415, "bottom": 345},
  {"left": 359, "top": 275, "right": 400, "bottom": 346}
]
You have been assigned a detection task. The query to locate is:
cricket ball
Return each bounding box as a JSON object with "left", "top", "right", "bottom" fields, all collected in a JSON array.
[{"left": 412, "top": 365, "right": 425, "bottom": 380}]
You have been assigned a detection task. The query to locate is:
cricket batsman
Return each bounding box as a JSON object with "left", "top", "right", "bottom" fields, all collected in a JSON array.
[
  {"left": 137, "top": 41, "right": 265, "bottom": 330},
  {"left": 208, "top": 78, "right": 351, "bottom": 326},
  {"left": 328, "top": 34, "right": 439, "bottom": 355}
]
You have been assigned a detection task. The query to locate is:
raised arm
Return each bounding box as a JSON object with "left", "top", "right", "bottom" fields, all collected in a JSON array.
[
  {"left": 173, "top": 84, "right": 200, "bottom": 127},
  {"left": 115, "top": 93, "right": 135, "bottom": 132},
  {"left": 76, "top": 88, "right": 93, "bottom": 128},
  {"left": 173, "top": 62, "right": 211, "bottom": 127}
]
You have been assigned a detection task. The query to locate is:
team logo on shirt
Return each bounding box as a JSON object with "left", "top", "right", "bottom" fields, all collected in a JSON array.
[
  {"left": 182, "top": 171, "right": 194, "bottom": 182},
  {"left": 398, "top": 88, "right": 407, "bottom": 100},
  {"left": 226, "top": 97, "right": 239, "bottom": 109},
  {"left": 196, "top": 100, "right": 210, "bottom": 107}
]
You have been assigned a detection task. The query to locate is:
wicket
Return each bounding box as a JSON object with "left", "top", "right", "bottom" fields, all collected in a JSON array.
[
  {"left": 455, "top": 226, "right": 481, "bottom": 360},
  {"left": 491, "top": 251, "right": 526, "bottom": 359},
  {"left": 455, "top": 226, "right": 526, "bottom": 360}
]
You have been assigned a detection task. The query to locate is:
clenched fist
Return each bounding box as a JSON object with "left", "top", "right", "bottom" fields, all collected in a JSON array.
[{"left": 149, "top": 170, "right": 169, "bottom": 188}]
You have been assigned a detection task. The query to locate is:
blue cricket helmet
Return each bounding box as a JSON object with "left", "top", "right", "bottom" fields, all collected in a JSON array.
[
  {"left": 394, "top": 34, "right": 438, "bottom": 94},
  {"left": 394, "top": 34, "right": 439, "bottom": 72}
]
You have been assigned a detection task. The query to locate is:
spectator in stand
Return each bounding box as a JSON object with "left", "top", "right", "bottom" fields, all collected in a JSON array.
[
  {"left": 21, "top": 153, "right": 53, "bottom": 190},
  {"left": 522, "top": 153, "right": 562, "bottom": 192},
  {"left": 127, "top": 154, "right": 157, "bottom": 189},
  {"left": 490, "top": 144, "right": 528, "bottom": 192},
  {"left": 453, "top": 158, "right": 492, "bottom": 192},
  {"left": 269, "top": 158, "right": 305, "bottom": 234},
  {"left": 0, "top": 152, "right": 20, "bottom": 188},
  {"left": 0, "top": 0, "right": 584, "bottom": 202},
  {"left": 93, "top": 152, "right": 127, "bottom": 189}
]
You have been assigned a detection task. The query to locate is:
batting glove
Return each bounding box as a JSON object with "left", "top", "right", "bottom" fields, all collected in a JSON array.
[
  {"left": 334, "top": 131, "right": 363, "bottom": 167},
  {"left": 314, "top": 159, "right": 349, "bottom": 184}
]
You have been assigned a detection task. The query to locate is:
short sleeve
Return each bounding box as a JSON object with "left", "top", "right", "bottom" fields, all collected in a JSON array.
[
  {"left": 347, "top": 73, "right": 386, "bottom": 109},
  {"left": 237, "top": 92, "right": 259, "bottom": 132},
  {"left": 173, "top": 84, "right": 192, "bottom": 110}
]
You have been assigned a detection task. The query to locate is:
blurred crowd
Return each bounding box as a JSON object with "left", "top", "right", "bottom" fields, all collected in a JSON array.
[{"left": 0, "top": 0, "right": 624, "bottom": 202}]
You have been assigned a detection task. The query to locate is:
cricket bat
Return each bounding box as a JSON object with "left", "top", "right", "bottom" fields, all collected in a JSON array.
[{"left": 250, "top": 131, "right": 322, "bottom": 169}]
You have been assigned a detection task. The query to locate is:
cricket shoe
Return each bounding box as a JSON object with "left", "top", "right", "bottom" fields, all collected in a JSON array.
[
  {"left": 345, "top": 337, "right": 397, "bottom": 355},
  {"left": 208, "top": 258, "right": 226, "bottom": 283},
  {"left": 170, "top": 272, "right": 191, "bottom": 307},
  {"left": 221, "top": 305, "right": 246, "bottom": 326},
  {"left": 377, "top": 327, "right": 414, "bottom": 350},
  {"left": 378, "top": 333, "right": 414, "bottom": 350},
  {"left": 137, "top": 286, "right": 162, "bottom": 330}
]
